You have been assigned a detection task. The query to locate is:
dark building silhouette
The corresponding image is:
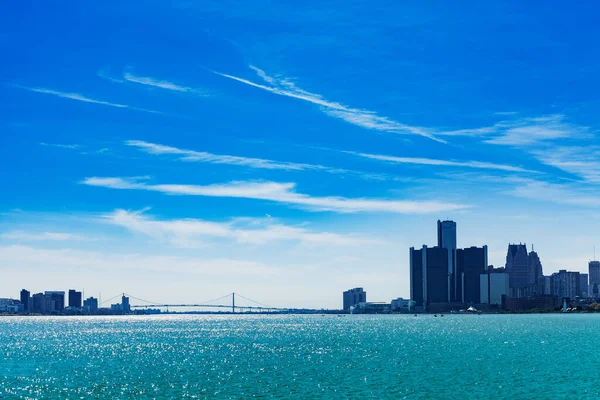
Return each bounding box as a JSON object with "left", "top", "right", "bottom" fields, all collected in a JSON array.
[
  {"left": 456, "top": 246, "right": 488, "bottom": 305},
  {"left": 506, "top": 244, "right": 529, "bottom": 294},
  {"left": 83, "top": 297, "right": 98, "bottom": 312},
  {"left": 528, "top": 250, "right": 544, "bottom": 288},
  {"left": 20, "top": 289, "right": 30, "bottom": 312},
  {"left": 437, "top": 220, "right": 456, "bottom": 300},
  {"left": 343, "top": 288, "right": 366, "bottom": 311},
  {"left": 589, "top": 261, "right": 600, "bottom": 295},
  {"left": 68, "top": 290, "right": 82, "bottom": 309},
  {"left": 410, "top": 245, "right": 449, "bottom": 308}
]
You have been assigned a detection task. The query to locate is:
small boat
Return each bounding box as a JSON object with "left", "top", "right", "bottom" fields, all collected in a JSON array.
[{"left": 434, "top": 314, "right": 437, "bottom": 317}]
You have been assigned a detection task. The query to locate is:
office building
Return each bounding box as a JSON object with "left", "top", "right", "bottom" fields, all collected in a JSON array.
[
  {"left": 68, "top": 290, "right": 82, "bottom": 309},
  {"left": 83, "top": 297, "right": 98, "bottom": 312},
  {"left": 438, "top": 220, "right": 457, "bottom": 298},
  {"left": 0, "top": 298, "right": 23, "bottom": 313},
  {"left": 550, "top": 270, "right": 580, "bottom": 300},
  {"left": 343, "top": 288, "right": 366, "bottom": 311},
  {"left": 121, "top": 295, "right": 130, "bottom": 312},
  {"left": 20, "top": 289, "right": 31, "bottom": 312},
  {"left": 456, "top": 246, "right": 488, "bottom": 304},
  {"left": 44, "top": 291, "right": 65, "bottom": 311},
  {"left": 528, "top": 250, "right": 544, "bottom": 287},
  {"left": 505, "top": 244, "right": 529, "bottom": 295},
  {"left": 589, "top": 261, "right": 600, "bottom": 287},
  {"left": 410, "top": 245, "right": 450, "bottom": 308},
  {"left": 480, "top": 267, "right": 510, "bottom": 306},
  {"left": 580, "top": 274, "right": 589, "bottom": 297},
  {"left": 32, "top": 293, "right": 56, "bottom": 314}
]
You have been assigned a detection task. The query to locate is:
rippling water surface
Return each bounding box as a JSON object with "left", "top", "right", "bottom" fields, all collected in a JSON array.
[{"left": 1, "top": 314, "right": 599, "bottom": 399}]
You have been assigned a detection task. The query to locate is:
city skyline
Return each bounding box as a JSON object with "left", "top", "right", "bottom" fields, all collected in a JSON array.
[{"left": 2, "top": 2, "right": 600, "bottom": 308}]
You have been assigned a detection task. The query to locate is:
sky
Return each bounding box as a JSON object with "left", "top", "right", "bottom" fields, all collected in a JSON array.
[{"left": 1, "top": 1, "right": 600, "bottom": 309}]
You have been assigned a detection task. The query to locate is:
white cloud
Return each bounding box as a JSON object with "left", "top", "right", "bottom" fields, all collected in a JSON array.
[
  {"left": 0, "top": 245, "right": 280, "bottom": 277},
  {"left": 532, "top": 146, "right": 600, "bottom": 184},
  {"left": 15, "top": 86, "right": 162, "bottom": 114},
  {"left": 346, "top": 151, "right": 533, "bottom": 173},
  {"left": 214, "top": 66, "right": 444, "bottom": 143},
  {"left": 82, "top": 177, "right": 469, "bottom": 214},
  {"left": 123, "top": 72, "right": 207, "bottom": 95},
  {"left": 1, "top": 231, "right": 88, "bottom": 241},
  {"left": 104, "top": 208, "right": 384, "bottom": 246},
  {"left": 441, "top": 114, "right": 591, "bottom": 146},
  {"left": 40, "top": 143, "right": 80, "bottom": 150},
  {"left": 505, "top": 178, "right": 600, "bottom": 207},
  {"left": 125, "top": 140, "right": 389, "bottom": 180}
]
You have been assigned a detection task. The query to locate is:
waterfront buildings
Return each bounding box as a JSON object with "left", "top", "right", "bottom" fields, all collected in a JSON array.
[
  {"left": 438, "top": 220, "right": 456, "bottom": 301},
  {"left": 343, "top": 288, "right": 366, "bottom": 311},
  {"left": 68, "top": 290, "right": 82, "bottom": 309}
]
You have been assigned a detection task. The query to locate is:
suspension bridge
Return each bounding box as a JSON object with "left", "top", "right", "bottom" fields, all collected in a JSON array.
[{"left": 99, "top": 292, "right": 293, "bottom": 314}]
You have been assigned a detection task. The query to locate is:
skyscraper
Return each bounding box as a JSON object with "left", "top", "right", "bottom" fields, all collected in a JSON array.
[
  {"left": 505, "top": 244, "right": 529, "bottom": 295},
  {"left": 343, "top": 288, "right": 366, "bottom": 310},
  {"left": 551, "top": 270, "right": 580, "bottom": 300},
  {"left": 456, "top": 246, "right": 488, "bottom": 305},
  {"left": 44, "top": 291, "right": 65, "bottom": 311},
  {"left": 68, "top": 290, "right": 82, "bottom": 309},
  {"left": 528, "top": 250, "right": 544, "bottom": 287},
  {"left": 83, "top": 297, "right": 98, "bottom": 312},
  {"left": 20, "top": 289, "right": 30, "bottom": 312},
  {"left": 580, "top": 273, "right": 589, "bottom": 297},
  {"left": 410, "top": 245, "right": 450, "bottom": 308},
  {"left": 589, "top": 261, "right": 600, "bottom": 286},
  {"left": 437, "top": 220, "right": 457, "bottom": 300}
]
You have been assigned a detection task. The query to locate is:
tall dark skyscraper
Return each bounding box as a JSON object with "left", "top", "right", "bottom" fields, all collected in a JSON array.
[
  {"left": 456, "top": 246, "right": 488, "bottom": 305},
  {"left": 589, "top": 261, "right": 600, "bottom": 297},
  {"left": 410, "top": 245, "right": 449, "bottom": 308},
  {"left": 505, "top": 244, "right": 529, "bottom": 294},
  {"left": 68, "top": 290, "right": 82, "bottom": 309},
  {"left": 528, "top": 249, "right": 544, "bottom": 287},
  {"left": 437, "top": 220, "right": 457, "bottom": 300},
  {"left": 20, "top": 289, "right": 30, "bottom": 312}
]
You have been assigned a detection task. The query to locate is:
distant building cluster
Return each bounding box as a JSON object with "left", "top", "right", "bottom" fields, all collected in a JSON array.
[
  {"left": 342, "top": 220, "right": 600, "bottom": 314},
  {"left": 0, "top": 289, "right": 135, "bottom": 315},
  {"left": 407, "top": 220, "right": 599, "bottom": 313}
]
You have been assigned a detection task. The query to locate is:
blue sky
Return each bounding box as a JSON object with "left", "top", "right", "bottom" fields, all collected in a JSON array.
[{"left": 1, "top": 1, "right": 599, "bottom": 308}]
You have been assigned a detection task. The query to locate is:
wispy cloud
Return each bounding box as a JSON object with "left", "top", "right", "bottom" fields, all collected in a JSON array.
[
  {"left": 123, "top": 72, "right": 207, "bottom": 95},
  {"left": 82, "top": 177, "right": 469, "bottom": 214},
  {"left": 346, "top": 151, "right": 534, "bottom": 173},
  {"left": 0, "top": 245, "right": 281, "bottom": 277},
  {"left": 506, "top": 178, "right": 600, "bottom": 207},
  {"left": 15, "top": 86, "right": 163, "bottom": 114},
  {"left": 213, "top": 66, "right": 444, "bottom": 143},
  {"left": 0, "top": 231, "right": 89, "bottom": 241},
  {"left": 441, "top": 114, "right": 591, "bottom": 146},
  {"left": 104, "top": 209, "right": 384, "bottom": 247},
  {"left": 532, "top": 145, "right": 600, "bottom": 184},
  {"left": 40, "top": 142, "right": 80, "bottom": 150},
  {"left": 125, "top": 140, "right": 389, "bottom": 180}
]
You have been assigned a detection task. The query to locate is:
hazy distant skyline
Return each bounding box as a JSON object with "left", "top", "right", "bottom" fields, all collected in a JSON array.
[{"left": 1, "top": 2, "right": 599, "bottom": 308}]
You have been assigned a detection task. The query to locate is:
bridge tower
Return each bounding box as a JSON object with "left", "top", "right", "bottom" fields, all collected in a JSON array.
[{"left": 232, "top": 292, "right": 235, "bottom": 313}]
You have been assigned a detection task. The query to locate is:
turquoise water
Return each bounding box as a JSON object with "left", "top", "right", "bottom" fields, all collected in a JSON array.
[{"left": 1, "top": 314, "right": 599, "bottom": 399}]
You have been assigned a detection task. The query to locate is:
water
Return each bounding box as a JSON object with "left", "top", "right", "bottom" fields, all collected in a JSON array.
[{"left": 1, "top": 314, "right": 599, "bottom": 399}]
